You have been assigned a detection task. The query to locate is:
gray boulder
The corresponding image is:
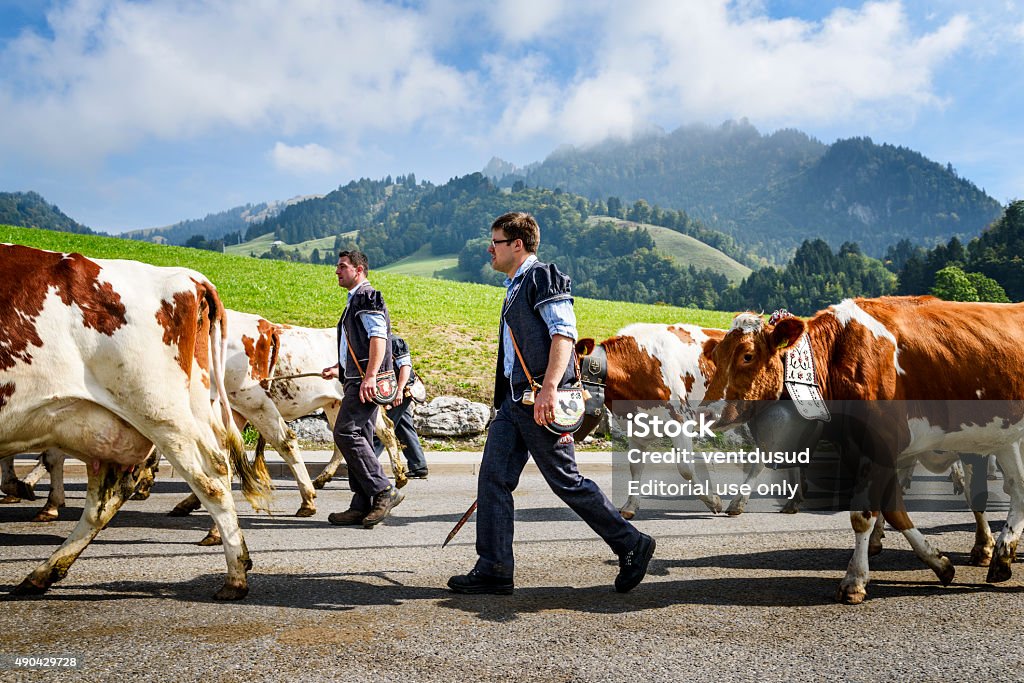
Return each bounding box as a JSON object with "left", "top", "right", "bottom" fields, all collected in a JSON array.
[{"left": 413, "top": 396, "right": 491, "bottom": 437}]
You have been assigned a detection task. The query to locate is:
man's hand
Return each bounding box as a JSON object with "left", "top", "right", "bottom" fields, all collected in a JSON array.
[
  {"left": 321, "top": 364, "right": 339, "bottom": 380},
  {"left": 360, "top": 372, "right": 378, "bottom": 404},
  {"left": 534, "top": 384, "right": 558, "bottom": 426},
  {"left": 391, "top": 381, "right": 407, "bottom": 408}
]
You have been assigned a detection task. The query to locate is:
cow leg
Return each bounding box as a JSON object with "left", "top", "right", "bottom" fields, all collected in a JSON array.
[
  {"left": 1, "top": 455, "right": 36, "bottom": 501},
  {"left": 312, "top": 402, "right": 345, "bottom": 488},
  {"left": 247, "top": 409, "right": 316, "bottom": 516},
  {"left": 131, "top": 448, "right": 160, "bottom": 501},
  {"left": 618, "top": 446, "right": 645, "bottom": 520},
  {"left": 960, "top": 453, "right": 994, "bottom": 566},
  {"left": 169, "top": 492, "right": 203, "bottom": 516},
  {"left": 779, "top": 468, "right": 805, "bottom": 514},
  {"left": 868, "top": 514, "right": 885, "bottom": 557},
  {"left": 13, "top": 461, "right": 139, "bottom": 595},
  {"left": 885, "top": 507, "right": 954, "bottom": 585},
  {"left": 949, "top": 460, "right": 966, "bottom": 496},
  {"left": 687, "top": 452, "right": 722, "bottom": 514},
  {"left": 164, "top": 451, "right": 252, "bottom": 601},
  {"left": 898, "top": 462, "right": 914, "bottom": 491},
  {"left": 0, "top": 456, "right": 19, "bottom": 503},
  {"left": 987, "top": 443, "right": 1024, "bottom": 583},
  {"left": 838, "top": 510, "right": 876, "bottom": 604},
  {"left": 31, "top": 449, "right": 66, "bottom": 523},
  {"left": 726, "top": 461, "right": 761, "bottom": 516},
  {"left": 667, "top": 432, "right": 720, "bottom": 514}
]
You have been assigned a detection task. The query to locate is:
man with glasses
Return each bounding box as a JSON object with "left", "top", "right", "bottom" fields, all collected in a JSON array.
[{"left": 447, "top": 212, "right": 655, "bottom": 595}]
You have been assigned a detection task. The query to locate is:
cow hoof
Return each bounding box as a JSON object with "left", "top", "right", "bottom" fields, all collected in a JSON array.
[
  {"left": 935, "top": 558, "right": 955, "bottom": 586},
  {"left": 0, "top": 495, "right": 21, "bottom": 504},
  {"left": 703, "top": 496, "right": 723, "bottom": 515},
  {"left": 295, "top": 504, "right": 316, "bottom": 518},
  {"left": 727, "top": 509, "right": 743, "bottom": 517},
  {"left": 168, "top": 506, "right": 193, "bottom": 517},
  {"left": 986, "top": 559, "right": 1013, "bottom": 583},
  {"left": 868, "top": 543, "right": 883, "bottom": 557},
  {"left": 725, "top": 500, "right": 745, "bottom": 516},
  {"left": 31, "top": 509, "right": 59, "bottom": 523},
  {"left": 969, "top": 545, "right": 993, "bottom": 567},
  {"left": 836, "top": 585, "right": 867, "bottom": 605},
  {"left": 131, "top": 490, "right": 152, "bottom": 501},
  {"left": 619, "top": 509, "right": 636, "bottom": 520},
  {"left": 11, "top": 578, "right": 48, "bottom": 596},
  {"left": 213, "top": 583, "right": 249, "bottom": 601},
  {"left": 16, "top": 481, "right": 36, "bottom": 501},
  {"left": 197, "top": 531, "right": 223, "bottom": 547},
  {"left": 312, "top": 475, "right": 330, "bottom": 490},
  {"left": 780, "top": 503, "right": 800, "bottom": 514}
]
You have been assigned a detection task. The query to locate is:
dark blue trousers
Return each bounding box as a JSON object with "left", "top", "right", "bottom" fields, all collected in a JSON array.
[
  {"left": 474, "top": 395, "right": 640, "bottom": 577},
  {"left": 373, "top": 396, "right": 428, "bottom": 472},
  {"left": 333, "top": 381, "right": 391, "bottom": 512}
]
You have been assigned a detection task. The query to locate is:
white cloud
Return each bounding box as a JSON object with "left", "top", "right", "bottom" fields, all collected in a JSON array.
[
  {"left": 0, "top": 0, "right": 993, "bottom": 176},
  {"left": 484, "top": 0, "right": 973, "bottom": 145},
  {"left": 270, "top": 142, "right": 344, "bottom": 175},
  {"left": 487, "top": 0, "right": 567, "bottom": 43},
  {"left": 0, "top": 0, "right": 475, "bottom": 167}
]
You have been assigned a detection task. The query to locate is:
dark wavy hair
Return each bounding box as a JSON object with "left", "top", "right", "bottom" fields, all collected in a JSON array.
[{"left": 491, "top": 212, "right": 539, "bottom": 253}]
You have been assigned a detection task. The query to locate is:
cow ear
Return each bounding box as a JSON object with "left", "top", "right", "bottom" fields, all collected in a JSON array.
[
  {"left": 702, "top": 338, "right": 720, "bottom": 359},
  {"left": 576, "top": 338, "right": 595, "bottom": 356},
  {"left": 771, "top": 317, "right": 804, "bottom": 351}
]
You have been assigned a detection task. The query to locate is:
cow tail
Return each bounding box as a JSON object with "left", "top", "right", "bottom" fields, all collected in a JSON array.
[{"left": 203, "top": 283, "right": 274, "bottom": 513}]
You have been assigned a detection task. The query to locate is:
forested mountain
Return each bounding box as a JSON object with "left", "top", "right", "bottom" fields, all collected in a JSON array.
[
  {"left": 248, "top": 172, "right": 733, "bottom": 308},
  {"left": 721, "top": 239, "right": 896, "bottom": 315},
  {"left": 251, "top": 174, "right": 426, "bottom": 244},
  {"left": 0, "top": 191, "right": 96, "bottom": 235},
  {"left": 491, "top": 120, "right": 1002, "bottom": 261},
  {"left": 895, "top": 199, "right": 1024, "bottom": 301},
  {"left": 123, "top": 196, "right": 321, "bottom": 246}
]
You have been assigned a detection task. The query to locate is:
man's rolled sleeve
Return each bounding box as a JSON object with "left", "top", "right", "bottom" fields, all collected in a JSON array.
[
  {"left": 538, "top": 300, "right": 577, "bottom": 341},
  {"left": 359, "top": 312, "right": 389, "bottom": 339}
]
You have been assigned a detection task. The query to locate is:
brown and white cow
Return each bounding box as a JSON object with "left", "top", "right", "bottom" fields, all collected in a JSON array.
[
  {"left": 577, "top": 323, "right": 816, "bottom": 518},
  {"left": 576, "top": 323, "right": 729, "bottom": 516},
  {"left": 702, "top": 296, "right": 1024, "bottom": 603},
  {"left": 0, "top": 244, "right": 272, "bottom": 600},
  {"left": 169, "top": 310, "right": 402, "bottom": 530}
]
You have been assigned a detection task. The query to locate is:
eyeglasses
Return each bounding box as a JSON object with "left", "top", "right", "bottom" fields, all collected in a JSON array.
[{"left": 490, "top": 238, "right": 515, "bottom": 247}]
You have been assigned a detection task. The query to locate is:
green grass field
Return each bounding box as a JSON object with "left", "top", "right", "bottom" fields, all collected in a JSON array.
[
  {"left": 2, "top": 225, "right": 735, "bottom": 404},
  {"left": 376, "top": 244, "right": 462, "bottom": 279},
  {"left": 587, "top": 216, "right": 752, "bottom": 283}
]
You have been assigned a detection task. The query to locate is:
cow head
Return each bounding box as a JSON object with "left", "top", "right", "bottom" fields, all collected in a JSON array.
[{"left": 701, "top": 313, "right": 804, "bottom": 428}]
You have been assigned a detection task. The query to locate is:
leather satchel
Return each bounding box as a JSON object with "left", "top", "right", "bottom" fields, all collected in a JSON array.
[
  {"left": 347, "top": 341, "right": 401, "bottom": 405},
  {"left": 508, "top": 328, "right": 586, "bottom": 435}
]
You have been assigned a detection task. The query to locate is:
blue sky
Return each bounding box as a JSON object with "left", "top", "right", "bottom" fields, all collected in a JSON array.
[{"left": 1, "top": 0, "right": 1022, "bottom": 233}]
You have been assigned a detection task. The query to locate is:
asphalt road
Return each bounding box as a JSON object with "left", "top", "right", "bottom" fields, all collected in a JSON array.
[{"left": 1, "top": 460, "right": 1022, "bottom": 682}]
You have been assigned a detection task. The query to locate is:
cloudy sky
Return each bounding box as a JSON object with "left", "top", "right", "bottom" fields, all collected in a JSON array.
[{"left": 1, "top": 0, "right": 1022, "bottom": 233}]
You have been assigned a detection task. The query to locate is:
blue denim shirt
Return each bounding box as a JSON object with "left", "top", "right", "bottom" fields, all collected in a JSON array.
[
  {"left": 338, "top": 280, "right": 388, "bottom": 371},
  {"left": 502, "top": 255, "right": 577, "bottom": 379}
]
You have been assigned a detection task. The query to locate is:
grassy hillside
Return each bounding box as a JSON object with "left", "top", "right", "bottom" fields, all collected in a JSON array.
[
  {"left": 376, "top": 244, "right": 462, "bottom": 279},
  {"left": 225, "top": 231, "right": 357, "bottom": 258},
  {"left": 588, "top": 216, "right": 752, "bottom": 283},
  {"left": 2, "top": 225, "right": 734, "bottom": 403}
]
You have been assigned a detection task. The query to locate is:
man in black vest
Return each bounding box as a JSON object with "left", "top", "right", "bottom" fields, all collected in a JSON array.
[
  {"left": 447, "top": 212, "right": 654, "bottom": 595},
  {"left": 321, "top": 250, "right": 403, "bottom": 528}
]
